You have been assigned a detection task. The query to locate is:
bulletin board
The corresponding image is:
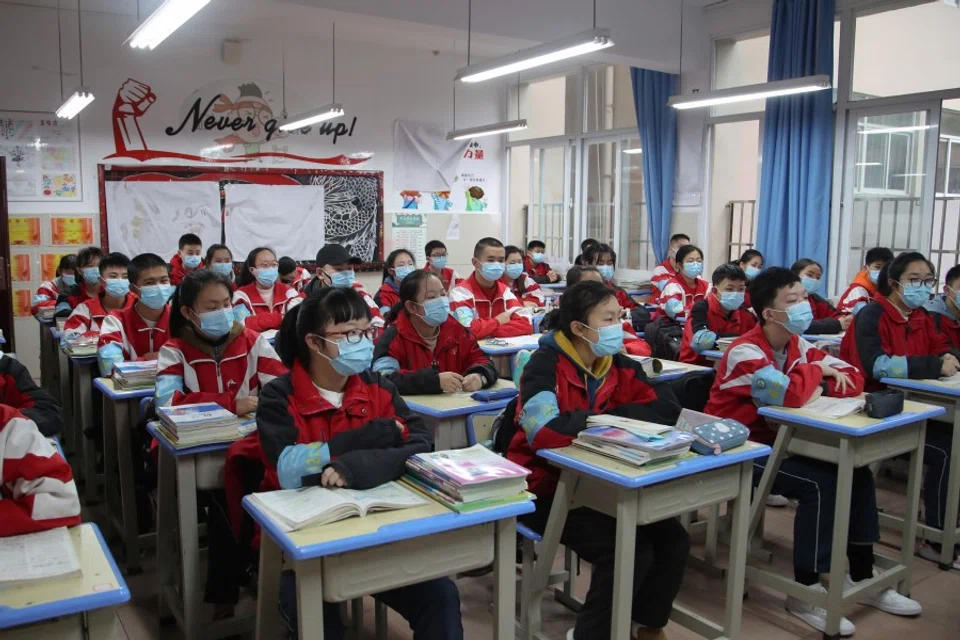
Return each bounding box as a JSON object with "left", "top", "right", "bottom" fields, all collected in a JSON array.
[
  {"left": 97, "top": 165, "right": 385, "bottom": 269},
  {"left": 385, "top": 211, "right": 502, "bottom": 276}
]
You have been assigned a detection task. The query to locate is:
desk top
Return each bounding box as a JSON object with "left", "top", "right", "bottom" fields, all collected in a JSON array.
[
  {"left": 539, "top": 441, "right": 770, "bottom": 489},
  {"left": 881, "top": 377, "right": 960, "bottom": 399},
  {"left": 403, "top": 380, "right": 517, "bottom": 419},
  {"left": 93, "top": 377, "right": 155, "bottom": 401},
  {"left": 803, "top": 333, "right": 844, "bottom": 343},
  {"left": 244, "top": 494, "right": 534, "bottom": 561},
  {"left": 0, "top": 524, "right": 130, "bottom": 630},
  {"left": 758, "top": 398, "right": 946, "bottom": 436},
  {"left": 479, "top": 334, "right": 544, "bottom": 355},
  {"left": 541, "top": 283, "right": 565, "bottom": 290},
  {"left": 146, "top": 422, "right": 234, "bottom": 457}
]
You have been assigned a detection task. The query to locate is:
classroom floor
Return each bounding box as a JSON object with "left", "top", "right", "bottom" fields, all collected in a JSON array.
[{"left": 86, "top": 473, "right": 960, "bottom": 640}]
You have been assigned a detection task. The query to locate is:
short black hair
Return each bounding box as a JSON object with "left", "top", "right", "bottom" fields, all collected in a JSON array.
[
  {"left": 558, "top": 281, "right": 617, "bottom": 342},
  {"left": 76, "top": 246, "right": 103, "bottom": 269},
  {"left": 276, "top": 286, "right": 371, "bottom": 368},
  {"left": 278, "top": 256, "right": 298, "bottom": 276},
  {"left": 57, "top": 254, "right": 77, "bottom": 274},
  {"left": 564, "top": 265, "right": 601, "bottom": 287},
  {"left": 128, "top": 253, "right": 168, "bottom": 285},
  {"left": 237, "top": 247, "right": 275, "bottom": 287},
  {"left": 178, "top": 233, "right": 202, "bottom": 250},
  {"left": 581, "top": 238, "right": 598, "bottom": 252},
  {"left": 750, "top": 267, "right": 800, "bottom": 323},
  {"left": 790, "top": 258, "right": 822, "bottom": 277},
  {"left": 945, "top": 265, "right": 960, "bottom": 289},
  {"left": 382, "top": 248, "right": 415, "bottom": 282},
  {"left": 583, "top": 242, "right": 616, "bottom": 266},
  {"left": 100, "top": 252, "right": 130, "bottom": 274},
  {"left": 738, "top": 249, "right": 763, "bottom": 265},
  {"left": 169, "top": 270, "right": 233, "bottom": 338},
  {"left": 669, "top": 233, "right": 690, "bottom": 245},
  {"left": 205, "top": 243, "right": 232, "bottom": 266},
  {"left": 865, "top": 247, "right": 894, "bottom": 266},
  {"left": 675, "top": 244, "right": 703, "bottom": 265},
  {"left": 711, "top": 263, "right": 746, "bottom": 287},
  {"left": 877, "top": 251, "right": 935, "bottom": 296},
  {"left": 504, "top": 245, "right": 524, "bottom": 261},
  {"left": 474, "top": 237, "right": 503, "bottom": 259},
  {"left": 527, "top": 240, "right": 546, "bottom": 251},
  {"left": 425, "top": 240, "right": 447, "bottom": 256}
]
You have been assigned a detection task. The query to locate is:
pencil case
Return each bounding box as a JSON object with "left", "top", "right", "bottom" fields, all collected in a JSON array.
[
  {"left": 865, "top": 389, "right": 904, "bottom": 419},
  {"left": 471, "top": 388, "right": 519, "bottom": 402},
  {"left": 690, "top": 419, "right": 750, "bottom": 455}
]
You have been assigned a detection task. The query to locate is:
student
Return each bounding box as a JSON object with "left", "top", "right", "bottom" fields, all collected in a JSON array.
[
  {"left": 61, "top": 252, "right": 133, "bottom": 345},
  {"left": 449, "top": 237, "right": 533, "bottom": 339},
  {"left": 925, "top": 264, "right": 960, "bottom": 349},
  {"left": 31, "top": 254, "right": 76, "bottom": 316},
  {"left": 278, "top": 256, "right": 310, "bottom": 293},
  {"left": 256, "top": 287, "right": 462, "bottom": 639},
  {"left": 0, "top": 350, "right": 63, "bottom": 437},
  {"left": 524, "top": 240, "right": 560, "bottom": 284},
  {"left": 304, "top": 244, "right": 384, "bottom": 328},
  {"left": 0, "top": 404, "right": 81, "bottom": 536},
  {"left": 156, "top": 269, "right": 287, "bottom": 616},
  {"left": 372, "top": 269, "right": 497, "bottom": 394},
  {"left": 659, "top": 244, "right": 708, "bottom": 320},
  {"left": 504, "top": 245, "right": 546, "bottom": 308},
  {"left": 506, "top": 280, "right": 687, "bottom": 640},
  {"left": 61, "top": 246, "right": 104, "bottom": 310},
  {"left": 837, "top": 247, "right": 894, "bottom": 315},
  {"left": 679, "top": 263, "right": 756, "bottom": 365},
  {"left": 206, "top": 244, "right": 236, "bottom": 286},
  {"left": 737, "top": 249, "right": 764, "bottom": 282},
  {"left": 375, "top": 249, "right": 416, "bottom": 313},
  {"left": 573, "top": 238, "right": 599, "bottom": 266},
  {"left": 791, "top": 259, "right": 851, "bottom": 335},
  {"left": 582, "top": 242, "right": 638, "bottom": 310},
  {"left": 650, "top": 233, "right": 690, "bottom": 305},
  {"left": 841, "top": 252, "right": 960, "bottom": 567},
  {"left": 233, "top": 247, "right": 301, "bottom": 333},
  {"left": 423, "top": 240, "right": 463, "bottom": 292},
  {"left": 170, "top": 233, "right": 204, "bottom": 285},
  {"left": 98, "top": 253, "right": 175, "bottom": 377},
  {"left": 705, "top": 268, "right": 919, "bottom": 636}
]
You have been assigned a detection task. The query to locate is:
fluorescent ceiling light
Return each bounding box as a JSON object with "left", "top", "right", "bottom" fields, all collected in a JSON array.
[
  {"left": 128, "top": 0, "right": 212, "bottom": 50},
  {"left": 622, "top": 148, "right": 642, "bottom": 154},
  {"left": 278, "top": 104, "right": 345, "bottom": 131},
  {"left": 456, "top": 28, "right": 613, "bottom": 83},
  {"left": 447, "top": 119, "right": 528, "bottom": 140},
  {"left": 56, "top": 88, "right": 95, "bottom": 119},
  {"left": 859, "top": 125, "right": 932, "bottom": 135},
  {"left": 668, "top": 74, "right": 831, "bottom": 110},
  {"left": 856, "top": 162, "right": 882, "bottom": 166}
]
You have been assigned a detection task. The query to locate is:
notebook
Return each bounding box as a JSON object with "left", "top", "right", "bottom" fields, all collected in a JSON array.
[
  {"left": 939, "top": 373, "right": 960, "bottom": 387},
  {"left": 796, "top": 395, "right": 866, "bottom": 419},
  {"left": 0, "top": 527, "right": 81, "bottom": 585}
]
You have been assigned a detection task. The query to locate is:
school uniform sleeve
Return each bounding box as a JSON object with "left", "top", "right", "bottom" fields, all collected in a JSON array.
[
  {"left": 606, "top": 356, "right": 682, "bottom": 423},
  {"left": 0, "top": 356, "right": 63, "bottom": 437},
  {"left": 493, "top": 291, "right": 534, "bottom": 338},
  {"left": 31, "top": 280, "right": 60, "bottom": 316},
  {"left": 252, "top": 334, "right": 287, "bottom": 388},
  {"left": 658, "top": 281, "right": 685, "bottom": 318},
  {"left": 718, "top": 342, "right": 823, "bottom": 408},
  {"left": 650, "top": 265, "right": 672, "bottom": 293},
  {"left": 853, "top": 303, "right": 941, "bottom": 380},
  {"left": 519, "top": 275, "right": 546, "bottom": 306},
  {"left": 97, "top": 313, "right": 129, "bottom": 377},
  {"left": 371, "top": 325, "right": 443, "bottom": 395},
  {"left": 798, "top": 339, "right": 865, "bottom": 397},
  {"left": 449, "top": 286, "right": 498, "bottom": 339},
  {"left": 460, "top": 330, "right": 499, "bottom": 387},
  {"left": 516, "top": 349, "right": 592, "bottom": 450},
  {"left": 0, "top": 406, "right": 81, "bottom": 536},
  {"left": 154, "top": 343, "right": 242, "bottom": 412},
  {"left": 59, "top": 302, "right": 93, "bottom": 348},
  {"left": 244, "top": 308, "right": 283, "bottom": 333},
  {"left": 615, "top": 287, "right": 638, "bottom": 310},
  {"left": 837, "top": 285, "right": 870, "bottom": 315}
]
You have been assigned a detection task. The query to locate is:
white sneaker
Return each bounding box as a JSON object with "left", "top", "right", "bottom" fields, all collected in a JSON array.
[
  {"left": 843, "top": 574, "right": 922, "bottom": 616},
  {"left": 567, "top": 629, "right": 575, "bottom": 640},
  {"left": 785, "top": 583, "right": 855, "bottom": 637},
  {"left": 766, "top": 494, "right": 790, "bottom": 507},
  {"left": 917, "top": 543, "right": 960, "bottom": 569}
]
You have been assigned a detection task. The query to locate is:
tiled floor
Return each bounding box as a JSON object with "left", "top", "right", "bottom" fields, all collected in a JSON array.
[{"left": 89, "top": 474, "right": 960, "bottom": 639}]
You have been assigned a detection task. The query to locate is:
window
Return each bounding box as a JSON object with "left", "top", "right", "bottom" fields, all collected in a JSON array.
[
  {"left": 584, "top": 65, "right": 637, "bottom": 133},
  {"left": 853, "top": 113, "right": 925, "bottom": 196},
  {"left": 938, "top": 137, "right": 960, "bottom": 196},
  {"left": 712, "top": 35, "right": 770, "bottom": 117},
  {"left": 618, "top": 139, "right": 655, "bottom": 270}
]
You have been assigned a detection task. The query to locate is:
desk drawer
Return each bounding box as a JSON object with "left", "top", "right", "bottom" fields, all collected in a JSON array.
[
  {"left": 196, "top": 451, "right": 227, "bottom": 490},
  {"left": 320, "top": 523, "right": 495, "bottom": 601},
  {"left": 637, "top": 466, "right": 740, "bottom": 525}
]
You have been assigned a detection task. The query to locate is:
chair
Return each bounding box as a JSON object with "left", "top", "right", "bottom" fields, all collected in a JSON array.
[{"left": 466, "top": 410, "right": 503, "bottom": 447}]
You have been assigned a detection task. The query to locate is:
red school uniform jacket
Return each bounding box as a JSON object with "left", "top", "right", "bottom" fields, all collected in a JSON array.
[
  {"left": 836, "top": 270, "right": 877, "bottom": 315},
  {"left": 650, "top": 258, "right": 677, "bottom": 305},
  {"left": 424, "top": 264, "right": 463, "bottom": 292},
  {"left": 255, "top": 363, "right": 432, "bottom": 492},
  {"left": 522, "top": 255, "right": 552, "bottom": 284},
  {"left": 450, "top": 273, "right": 533, "bottom": 339},
  {"left": 504, "top": 273, "right": 546, "bottom": 307},
  {"left": 604, "top": 280, "right": 639, "bottom": 310},
  {"left": 31, "top": 277, "right": 68, "bottom": 316},
  {"left": 658, "top": 274, "right": 708, "bottom": 319},
  {"left": 352, "top": 281, "right": 385, "bottom": 328},
  {"left": 806, "top": 293, "right": 843, "bottom": 335},
  {"left": 704, "top": 324, "right": 865, "bottom": 445},
  {"left": 155, "top": 325, "right": 288, "bottom": 413},
  {"left": 287, "top": 266, "right": 310, "bottom": 293},
  {"left": 232, "top": 281, "right": 301, "bottom": 333},
  {"left": 0, "top": 352, "right": 63, "bottom": 437},
  {"left": 98, "top": 304, "right": 172, "bottom": 361},
  {"left": 64, "top": 285, "right": 99, "bottom": 312},
  {"left": 925, "top": 297, "right": 960, "bottom": 350},
  {"left": 679, "top": 295, "right": 757, "bottom": 365},
  {"left": 506, "top": 331, "right": 680, "bottom": 498},
  {"left": 169, "top": 254, "right": 205, "bottom": 286},
  {"left": 371, "top": 313, "right": 498, "bottom": 394},
  {"left": 62, "top": 293, "right": 133, "bottom": 337},
  {"left": 375, "top": 278, "right": 401, "bottom": 311}
]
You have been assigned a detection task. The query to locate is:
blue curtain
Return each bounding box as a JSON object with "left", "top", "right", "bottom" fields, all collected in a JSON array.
[
  {"left": 756, "top": 0, "right": 835, "bottom": 277},
  {"left": 631, "top": 68, "right": 678, "bottom": 263}
]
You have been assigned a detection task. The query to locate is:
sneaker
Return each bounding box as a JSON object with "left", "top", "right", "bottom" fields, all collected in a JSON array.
[
  {"left": 766, "top": 494, "right": 790, "bottom": 507},
  {"left": 785, "top": 583, "right": 855, "bottom": 636},
  {"left": 566, "top": 630, "right": 575, "bottom": 640},
  {"left": 917, "top": 543, "right": 960, "bottom": 569},
  {"left": 843, "top": 574, "right": 922, "bottom": 616}
]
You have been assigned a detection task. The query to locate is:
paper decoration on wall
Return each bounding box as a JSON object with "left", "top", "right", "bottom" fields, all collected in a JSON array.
[
  {"left": 391, "top": 213, "right": 427, "bottom": 267},
  {"left": 13, "top": 290, "right": 32, "bottom": 317},
  {"left": 446, "top": 215, "right": 461, "bottom": 240},
  {"left": 41, "top": 253, "right": 73, "bottom": 281},
  {"left": 0, "top": 113, "right": 81, "bottom": 201},
  {"left": 10, "top": 254, "right": 31, "bottom": 282},
  {"left": 105, "top": 181, "right": 222, "bottom": 258},
  {"left": 224, "top": 184, "right": 326, "bottom": 261},
  {"left": 51, "top": 217, "right": 94, "bottom": 246},
  {"left": 9, "top": 217, "right": 41, "bottom": 245}
]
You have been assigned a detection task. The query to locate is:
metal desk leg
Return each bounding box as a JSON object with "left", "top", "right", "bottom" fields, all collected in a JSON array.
[
  {"left": 724, "top": 462, "right": 752, "bottom": 639},
  {"left": 705, "top": 503, "right": 721, "bottom": 568},
  {"left": 85, "top": 605, "right": 120, "bottom": 638},
  {"left": 494, "top": 516, "right": 517, "bottom": 640},
  {"left": 176, "top": 455, "right": 201, "bottom": 640},
  {"left": 297, "top": 560, "right": 325, "bottom": 639},
  {"left": 75, "top": 363, "right": 98, "bottom": 503},
  {"left": 611, "top": 488, "right": 638, "bottom": 640},
  {"left": 256, "top": 535, "right": 283, "bottom": 640},
  {"left": 115, "top": 398, "right": 143, "bottom": 573},
  {"left": 899, "top": 421, "right": 926, "bottom": 594},
  {"left": 527, "top": 472, "right": 575, "bottom": 636},
  {"left": 941, "top": 407, "right": 960, "bottom": 569},
  {"left": 157, "top": 445, "right": 176, "bottom": 620},
  {"left": 824, "top": 438, "right": 855, "bottom": 639}
]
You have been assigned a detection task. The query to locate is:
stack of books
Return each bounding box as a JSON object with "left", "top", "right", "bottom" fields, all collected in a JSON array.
[
  {"left": 156, "top": 403, "right": 256, "bottom": 448},
  {"left": 716, "top": 337, "right": 736, "bottom": 352},
  {"left": 64, "top": 335, "right": 97, "bottom": 356},
  {"left": 36, "top": 306, "right": 57, "bottom": 321},
  {"left": 113, "top": 360, "right": 157, "bottom": 390},
  {"left": 573, "top": 415, "right": 695, "bottom": 467},
  {"left": 402, "top": 444, "right": 532, "bottom": 512}
]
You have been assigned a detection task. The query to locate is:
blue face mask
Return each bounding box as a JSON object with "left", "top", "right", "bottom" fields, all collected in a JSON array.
[
  {"left": 531, "top": 252, "right": 546, "bottom": 265},
  {"left": 61, "top": 273, "right": 76, "bottom": 288},
  {"left": 775, "top": 301, "right": 814, "bottom": 335},
  {"left": 418, "top": 296, "right": 451, "bottom": 327},
  {"left": 329, "top": 269, "right": 355, "bottom": 289},
  {"left": 744, "top": 265, "right": 761, "bottom": 281},
  {"left": 868, "top": 268, "right": 881, "bottom": 284},
  {"left": 211, "top": 262, "right": 234, "bottom": 279},
  {"left": 430, "top": 256, "right": 448, "bottom": 270},
  {"left": 683, "top": 262, "right": 704, "bottom": 278},
  {"left": 479, "top": 262, "right": 505, "bottom": 282},
  {"left": 82, "top": 267, "right": 100, "bottom": 285},
  {"left": 394, "top": 265, "right": 415, "bottom": 282},
  {"left": 719, "top": 291, "right": 745, "bottom": 311},
  {"left": 581, "top": 322, "right": 624, "bottom": 357},
  {"left": 505, "top": 263, "right": 524, "bottom": 280},
  {"left": 183, "top": 254, "right": 202, "bottom": 269},
  {"left": 138, "top": 283, "right": 174, "bottom": 310},
  {"left": 950, "top": 286, "right": 960, "bottom": 309},
  {"left": 255, "top": 267, "right": 279, "bottom": 288},
  {"left": 801, "top": 277, "right": 820, "bottom": 295},
  {"left": 318, "top": 336, "right": 374, "bottom": 376},
  {"left": 598, "top": 265, "right": 615, "bottom": 280},
  {"left": 104, "top": 278, "right": 130, "bottom": 299},
  {"left": 899, "top": 282, "right": 931, "bottom": 310},
  {"left": 196, "top": 307, "right": 234, "bottom": 339}
]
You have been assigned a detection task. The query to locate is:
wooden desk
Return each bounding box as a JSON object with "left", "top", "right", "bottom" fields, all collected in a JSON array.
[
  {"left": 402, "top": 379, "right": 516, "bottom": 450},
  {"left": 67, "top": 352, "right": 100, "bottom": 504}
]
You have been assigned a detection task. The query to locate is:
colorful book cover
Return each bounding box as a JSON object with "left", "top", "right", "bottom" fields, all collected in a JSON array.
[
  {"left": 409, "top": 444, "right": 529, "bottom": 487},
  {"left": 579, "top": 426, "right": 696, "bottom": 452},
  {"left": 159, "top": 403, "right": 234, "bottom": 424}
]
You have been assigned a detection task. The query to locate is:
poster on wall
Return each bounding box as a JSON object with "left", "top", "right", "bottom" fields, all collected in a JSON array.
[
  {"left": 51, "top": 217, "right": 95, "bottom": 245},
  {"left": 390, "top": 213, "right": 427, "bottom": 266},
  {"left": 41, "top": 253, "right": 73, "bottom": 280},
  {"left": 0, "top": 113, "right": 82, "bottom": 201},
  {"left": 224, "top": 184, "right": 325, "bottom": 261},
  {"left": 9, "top": 217, "right": 41, "bottom": 245},
  {"left": 13, "top": 290, "right": 32, "bottom": 317},
  {"left": 10, "top": 253, "right": 31, "bottom": 282}
]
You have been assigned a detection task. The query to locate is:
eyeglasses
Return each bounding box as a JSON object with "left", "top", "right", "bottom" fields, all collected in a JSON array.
[
  {"left": 322, "top": 328, "right": 381, "bottom": 344},
  {"left": 901, "top": 278, "right": 937, "bottom": 288}
]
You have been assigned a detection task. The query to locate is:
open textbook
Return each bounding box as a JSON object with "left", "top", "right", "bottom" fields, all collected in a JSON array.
[
  {"left": 796, "top": 395, "right": 866, "bottom": 419},
  {"left": 0, "top": 527, "right": 81, "bottom": 586}
]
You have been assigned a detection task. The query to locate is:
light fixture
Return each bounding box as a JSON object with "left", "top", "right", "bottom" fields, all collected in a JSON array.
[
  {"left": 447, "top": 120, "right": 528, "bottom": 140},
  {"left": 668, "top": 75, "right": 831, "bottom": 110},
  {"left": 56, "top": 0, "right": 94, "bottom": 119},
  {"left": 277, "top": 22, "right": 345, "bottom": 132},
  {"left": 859, "top": 125, "right": 932, "bottom": 135},
  {"left": 622, "top": 148, "right": 643, "bottom": 154},
  {"left": 128, "top": 0, "right": 212, "bottom": 50}
]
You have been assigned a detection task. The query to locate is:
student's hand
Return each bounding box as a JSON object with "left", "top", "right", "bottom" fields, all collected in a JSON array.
[
  {"left": 142, "top": 352, "right": 158, "bottom": 360},
  {"left": 496, "top": 310, "right": 515, "bottom": 325},
  {"left": 818, "top": 363, "right": 853, "bottom": 394},
  {"left": 838, "top": 315, "right": 853, "bottom": 331},
  {"left": 941, "top": 356, "right": 959, "bottom": 378},
  {"left": 321, "top": 467, "right": 347, "bottom": 488},
  {"left": 461, "top": 373, "right": 483, "bottom": 392},
  {"left": 439, "top": 371, "right": 464, "bottom": 393},
  {"left": 806, "top": 384, "right": 824, "bottom": 404},
  {"left": 236, "top": 396, "right": 259, "bottom": 416},
  {"left": 547, "top": 270, "right": 559, "bottom": 283},
  {"left": 943, "top": 353, "right": 960, "bottom": 369}
]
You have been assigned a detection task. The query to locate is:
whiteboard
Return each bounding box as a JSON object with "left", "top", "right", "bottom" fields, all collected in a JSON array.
[
  {"left": 224, "top": 184, "right": 326, "bottom": 261},
  {"left": 105, "top": 181, "right": 222, "bottom": 258}
]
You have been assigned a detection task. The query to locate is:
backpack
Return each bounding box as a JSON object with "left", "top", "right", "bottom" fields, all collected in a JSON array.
[
  {"left": 629, "top": 306, "right": 651, "bottom": 333},
  {"left": 644, "top": 316, "right": 683, "bottom": 361}
]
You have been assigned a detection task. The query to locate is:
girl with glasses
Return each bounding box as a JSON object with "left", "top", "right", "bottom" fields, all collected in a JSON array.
[{"left": 233, "top": 246, "right": 301, "bottom": 333}]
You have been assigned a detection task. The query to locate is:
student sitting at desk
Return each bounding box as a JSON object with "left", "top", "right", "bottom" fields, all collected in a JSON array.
[
  {"left": 61, "top": 252, "right": 133, "bottom": 346},
  {"left": 31, "top": 253, "right": 76, "bottom": 317},
  {"left": 841, "top": 252, "right": 960, "bottom": 568},
  {"left": 524, "top": 239, "right": 560, "bottom": 283},
  {"left": 0, "top": 404, "right": 81, "bottom": 535},
  {"left": 924, "top": 264, "right": 960, "bottom": 349},
  {"left": 572, "top": 237, "right": 598, "bottom": 267},
  {"left": 504, "top": 245, "right": 546, "bottom": 308},
  {"left": 278, "top": 256, "right": 310, "bottom": 294},
  {"left": 0, "top": 351, "right": 62, "bottom": 437},
  {"left": 423, "top": 239, "right": 463, "bottom": 292},
  {"left": 791, "top": 258, "right": 851, "bottom": 335},
  {"left": 98, "top": 253, "right": 175, "bottom": 377},
  {"left": 58, "top": 246, "right": 103, "bottom": 312},
  {"left": 506, "top": 280, "right": 686, "bottom": 640},
  {"left": 257, "top": 287, "right": 463, "bottom": 640},
  {"left": 375, "top": 248, "right": 416, "bottom": 313},
  {"left": 736, "top": 249, "right": 764, "bottom": 309},
  {"left": 679, "top": 263, "right": 755, "bottom": 365},
  {"left": 659, "top": 244, "right": 708, "bottom": 321},
  {"left": 650, "top": 233, "right": 690, "bottom": 305},
  {"left": 304, "top": 244, "right": 384, "bottom": 328},
  {"left": 233, "top": 247, "right": 301, "bottom": 333},
  {"left": 372, "top": 269, "right": 497, "bottom": 394},
  {"left": 450, "top": 237, "right": 533, "bottom": 339},
  {"left": 169, "top": 233, "right": 204, "bottom": 286},
  {"left": 706, "top": 267, "right": 919, "bottom": 635},
  {"left": 581, "top": 242, "right": 638, "bottom": 310},
  {"left": 206, "top": 244, "right": 236, "bottom": 287},
  {"left": 837, "top": 246, "right": 894, "bottom": 315}
]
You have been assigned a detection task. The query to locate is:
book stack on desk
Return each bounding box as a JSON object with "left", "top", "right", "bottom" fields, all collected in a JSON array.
[
  {"left": 156, "top": 403, "right": 256, "bottom": 448},
  {"left": 573, "top": 415, "right": 696, "bottom": 467},
  {"left": 112, "top": 360, "right": 157, "bottom": 390},
  {"left": 36, "top": 307, "right": 57, "bottom": 321},
  {"left": 402, "top": 444, "right": 533, "bottom": 512},
  {"left": 65, "top": 334, "right": 97, "bottom": 356},
  {"left": 716, "top": 337, "right": 735, "bottom": 352}
]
